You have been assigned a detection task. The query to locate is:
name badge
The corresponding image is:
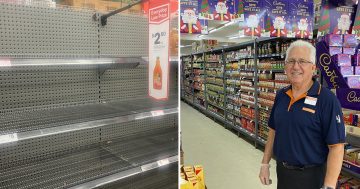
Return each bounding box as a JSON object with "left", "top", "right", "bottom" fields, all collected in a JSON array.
[{"left": 304, "top": 96, "right": 317, "bottom": 106}]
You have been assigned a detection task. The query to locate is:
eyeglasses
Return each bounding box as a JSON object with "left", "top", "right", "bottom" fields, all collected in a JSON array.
[{"left": 285, "top": 59, "right": 313, "bottom": 66}]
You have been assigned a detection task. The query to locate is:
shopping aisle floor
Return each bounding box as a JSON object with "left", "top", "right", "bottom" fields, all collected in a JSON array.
[{"left": 181, "top": 102, "right": 277, "bottom": 189}]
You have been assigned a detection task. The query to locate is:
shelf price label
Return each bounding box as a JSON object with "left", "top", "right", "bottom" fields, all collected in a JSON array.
[{"left": 149, "top": 2, "right": 170, "bottom": 100}]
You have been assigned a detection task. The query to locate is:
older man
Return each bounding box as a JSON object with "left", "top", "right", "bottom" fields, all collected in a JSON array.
[{"left": 259, "top": 40, "right": 345, "bottom": 189}]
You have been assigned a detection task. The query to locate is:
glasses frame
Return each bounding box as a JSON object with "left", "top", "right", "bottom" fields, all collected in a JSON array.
[{"left": 285, "top": 59, "right": 314, "bottom": 66}]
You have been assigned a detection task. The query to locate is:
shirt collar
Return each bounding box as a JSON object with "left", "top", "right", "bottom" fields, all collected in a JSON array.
[{"left": 284, "top": 78, "right": 321, "bottom": 97}]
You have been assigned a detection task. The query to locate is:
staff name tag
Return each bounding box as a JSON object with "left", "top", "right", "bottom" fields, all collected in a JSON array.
[{"left": 304, "top": 96, "right": 317, "bottom": 106}]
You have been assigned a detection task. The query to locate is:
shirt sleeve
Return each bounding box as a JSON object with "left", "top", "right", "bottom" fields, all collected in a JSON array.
[
  {"left": 268, "top": 90, "right": 281, "bottom": 130},
  {"left": 321, "top": 94, "right": 346, "bottom": 145}
]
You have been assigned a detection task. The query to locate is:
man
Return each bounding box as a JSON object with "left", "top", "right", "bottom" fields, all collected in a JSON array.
[{"left": 259, "top": 40, "right": 345, "bottom": 189}]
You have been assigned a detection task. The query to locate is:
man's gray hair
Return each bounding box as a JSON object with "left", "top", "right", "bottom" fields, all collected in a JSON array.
[{"left": 285, "top": 40, "right": 316, "bottom": 64}]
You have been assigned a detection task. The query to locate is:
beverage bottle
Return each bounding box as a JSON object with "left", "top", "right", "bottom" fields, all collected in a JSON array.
[{"left": 153, "top": 57, "right": 162, "bottom": 90}]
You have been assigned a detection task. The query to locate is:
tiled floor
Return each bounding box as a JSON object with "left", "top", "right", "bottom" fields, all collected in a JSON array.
[{"left": 181, "top": 102, "right": 277, "bottom": 189}]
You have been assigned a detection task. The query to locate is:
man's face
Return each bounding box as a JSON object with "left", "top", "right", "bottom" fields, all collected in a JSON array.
[
  {"left": 182, "top": 9, "right": 197, "bottom": 24},
  {"left": 337, "top": 14, "right": 351, "bottom": 31},
  {"left": 274, "top": 17, "right": 285, "bottom": 29},
  {"left": 285, "top": 47, "right": 316, "bottom": 86},
  {"left": 215, "top": 2, "right": 228, "bottom": 14}
]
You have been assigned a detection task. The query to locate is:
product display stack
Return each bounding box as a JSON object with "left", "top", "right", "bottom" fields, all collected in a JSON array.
[{"left": 180, "top": 165, "right": 206, "bottom": 189}]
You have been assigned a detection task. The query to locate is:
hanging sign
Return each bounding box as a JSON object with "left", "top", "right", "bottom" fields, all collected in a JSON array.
[
  {"left": 239, "top": 0, "right": 264, "bottom": 37},
  {"left": 336, "top": 88, "right": 360, "bottom": 111},
  {"left": 180, "top": 0, "right": 208, "bottom": 34},
  {"left": 209, "top": 0, "right": 235, "bottom": 21},
  {"left": 315, "top": 39, "right": 348, "bottom": 89},
  {"left": 288, "top": 0, "right": 314, "bottom": 39},
  {"left": 317, "top": 0, "right": 356, "bottom": 37},
  {"left": 351, "top": 2, "right": 360, "bottom": 39},
  {"left": 149, "top": 2, "right": 170, "bottom": 100},
  {"left": 268, "top": 0, "right": 289, "bottom": 37}
]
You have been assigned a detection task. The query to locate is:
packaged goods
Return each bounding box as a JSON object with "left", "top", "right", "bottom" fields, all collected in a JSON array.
[
  {"left": 326, "top": 34, "right": 343, "bottom": 47},
  {"left": 347, "top": 76, "right": 360, "bottom": 88},
  {"left": 343, "top": 47, "right": 356, "bottom": 55},
  {"left": 344, "top": 34, "right": 358, "bottom": 47},
  {"left": 340, "top": 66, "right": 354, "bottom": 76},
  {"left": 333, "top": 54, "right": 352, "bottom": 66},
  {"left": 329, "top": 47, "right": 342, "bottom": 56}
]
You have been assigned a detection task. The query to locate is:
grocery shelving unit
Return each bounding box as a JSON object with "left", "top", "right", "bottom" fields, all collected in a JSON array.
[
  {"left": 181, "top": 37, "right": 297, "bottom": 148},
  {"left": 0, "top": 2, "right": 178, "bottom": 189}
]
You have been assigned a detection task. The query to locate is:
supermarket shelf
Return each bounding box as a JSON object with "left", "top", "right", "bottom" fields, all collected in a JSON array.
[
  {"left": 257, "top": 53, "right": 285, "bottom": 58},
  {"left": 96, "top": 164, "right": 178, "bottom": 189},
  {"left": 207, "top": 101, "right": 225, "bottom": 110},
  {"left": 227, "top": 110, "right": 241, "bottom": 117},
  {"left": 206, "top": 75, "right": 224, "bottom": 79},
  {"left": 256, "top": 137, "right": 266, "bottom": 146},
  {"left": 206, "top": 88, "right": 224, "bottom": 94},
  {"left": 205, "top": 81, "right": 224, "bottom": 86},
  {"left": 233, "top": 123, "right": 256, "bottom": 139},
  {"left": 71, "top": 156, "right": 177, "bottom": 189},
  {"left": 0, "top": 98, "right": 178, "bottom": 140},
  {"left": 257, "top": 69, "right": 284, "bottom": 73},
  {"left": 0, "top": 128, "right": 178, "bottom": 189},
  {"left": 342, "top": 161, "right": 360, "bottom": 179}
]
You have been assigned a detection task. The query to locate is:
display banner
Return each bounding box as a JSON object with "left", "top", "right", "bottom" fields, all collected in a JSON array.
[
  {"left": 289, "top": 0, "right": 314, "bottom": 39},
  {"left": 336, "top": 88, "right": 360, "bottom": 110},
  {"left": 239, "top": 0, "right": 264, "bottom": 37},
  {"left": 317, "top": 0, "right": 356, "bottom": 37},
  {"left": 315, "top": 39, "right": 348, "bottom": 89},
  {"left": 209, "top": 0, "right": 235, "bottom": 21},
  {"left": 149, "top": 2, "right": 170, "bottom": 100},
  {"left": 268, "top": 0, "right": 289, "bottom": 37},
  {"left": 180, "top": 0, "right": 208, "bottom": 34},
  {"left": 351, "top": 3, "right": 360, "bottom": 39}
]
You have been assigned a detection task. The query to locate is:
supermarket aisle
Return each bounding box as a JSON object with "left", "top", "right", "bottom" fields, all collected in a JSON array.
[{"left": 181, "top": 102, "right": 277, "bottom": 189}]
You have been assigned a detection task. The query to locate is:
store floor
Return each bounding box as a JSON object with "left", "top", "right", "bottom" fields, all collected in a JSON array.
[{"left": 181, "top": 102, "right": 277, "bottom": 189}]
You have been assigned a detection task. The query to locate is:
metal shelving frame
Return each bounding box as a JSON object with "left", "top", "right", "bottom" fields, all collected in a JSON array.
[{"left": 0, "top": 2, "right": 178, "bottom": 188}]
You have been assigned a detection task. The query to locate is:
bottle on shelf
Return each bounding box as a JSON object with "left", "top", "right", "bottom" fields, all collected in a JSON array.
[{"left": 153, "top": 57, "right": 162, "bottom": 90}]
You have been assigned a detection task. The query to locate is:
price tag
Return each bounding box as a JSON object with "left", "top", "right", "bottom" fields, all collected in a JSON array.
[
  {"left": 157, "top": 158, "right": 170, "bottom": 166},
  {"left": 151, "top": 110, "right": 165, "bottom": 117},
  {"left": 0, "top": 133, "right": 18, "bottom": 144},
  {"left": 149, "top": 3, "right": 170, "bottom": 100},
  {"left": 0, "top": 59, "right": 11, "bottom": 67}
]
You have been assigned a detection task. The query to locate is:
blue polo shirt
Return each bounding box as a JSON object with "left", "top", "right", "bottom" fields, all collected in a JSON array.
[{"left": 269, "top": 79, "right": 345, "bottom": 166}]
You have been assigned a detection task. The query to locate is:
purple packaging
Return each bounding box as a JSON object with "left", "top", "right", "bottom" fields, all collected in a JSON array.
[
  {"left": 355, "top": 66, "right": 360, "bottom": 75},
  {"left": 332, "top": 54, "right": 352, "bottom": 66},
  {"left": 340, "top": 66, "right": 354, "bottom": 76},
  {"left": 343, "top": 34, "right": 358, "bottom": 47},
  {"left": 343, "top": 47, "right": 356, "bottom": 55},
  {"left": 354, "top": 54, "right": 360, "bottom": 66},
  {"left": 326, "top": 34, "right": 343, "bottom": 47},
  {"left": 329, "top": 47, "right": 342, "bottom": 56},
  {"left": 347, "top": 76, "right": 360, "bottom": 88}
]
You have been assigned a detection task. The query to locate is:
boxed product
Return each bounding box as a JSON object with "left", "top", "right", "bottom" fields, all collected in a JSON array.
[
  {"left": 344, "top": 34, "right": 358, "bottom": 47},
  {"left": 344, "top": 148, "right": 360, "bottom": 163},
  {"left": 355, "top": 66, "right": 360, "bottom": 75},
  {"left": 340, "top": 66, "right": 354, "bottom": 76},
  {"left": 343, "top": 47, "right": 356, "bottom": 55},
  {"left": 194, "top": 165, "right": 205, "bottom": 187},
  {"left": 355, "top": 54, "right": 360, "bottom": 66},
  {"left": 329, "top": 47, "right": 342, "bottom": 56},
  {"left": 326, "top": 34, "right": 343, "bottom": 46},
  {"left": 333, "top": 54, "right": 352, "bottom": 66},
  {"left": 347, "top": 76, "right": 360, "bottom": 88}
]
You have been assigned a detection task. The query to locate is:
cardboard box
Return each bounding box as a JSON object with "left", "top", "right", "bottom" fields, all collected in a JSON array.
[
  {"left": 326, "top": 34, "right": 343, "bottom": 47},
  {"left": 347, "top": 76, "right": 360, "bottom": 88},
  {"left": 343, "top": 47, "right": 356, "bottom": 55},
  {"left": 344, "top": 34, "right": 358, "bottom": 47},
  {"left": 194, "top": 165, "right": 205, "bottom": 186},
  {"left": 333, "top": 54, "right": 352, "bottom": 66},
  {"left": 340, "top": 66, "right": 354, "bottom": 76},
  {"left": 330, "top": 47, "right": 342, "bottom": 56}
]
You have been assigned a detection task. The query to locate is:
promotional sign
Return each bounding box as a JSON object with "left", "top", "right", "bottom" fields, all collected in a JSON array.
[
  {"left": 268, "top": 0, "right": 289, "bottom": 37},
  {"left": 180, "top": 0, "right": 208, "bottom": 34},
  {"left": 208, "top": 0, "right": 236, "bottom": 21},
  {"left": 336, "top": 88, "right": 360, "bottom": 111},
  {"left": 351, "top": 3, "right": 360, "bottom": 39},
  {"left": 288, "top": 0, "right": 314, "bottom": 39},
  {"left": 149, "top": 2, "right": 170, "bottom": 100},
  {"left": 315, "top": 39, "right": 348, "bottom": 89},
  {"left": 239, "top": 0, "right": 264, "bottom": 37},
  {"left": 317, "top": 0, "right": 356, "bottom": 37}
]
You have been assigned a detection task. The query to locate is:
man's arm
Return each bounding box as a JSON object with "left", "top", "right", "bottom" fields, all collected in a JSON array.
[
  {"left": 262, "top": 128, "right": 275, "bottom": 164},
  {"left": 323, "top": 144, "right": 344, "bottom": 188},
  {"left": 259, "top": 128, "right": 275, "bottom": 185}
]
